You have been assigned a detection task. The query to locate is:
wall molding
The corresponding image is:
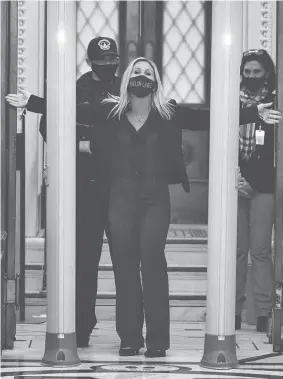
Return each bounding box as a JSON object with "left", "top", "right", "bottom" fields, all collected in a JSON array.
[
  {"left": 260, "top": 1, "right": 273, "bottom": 55},
  {"left": 18, "top": 1, "right": 27, "bottom": 88},
  {"left": 17, "top": 0, "right": 27, "bottom": 132}
]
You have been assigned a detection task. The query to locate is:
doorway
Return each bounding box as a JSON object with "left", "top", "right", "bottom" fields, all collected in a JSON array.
[{"left": 77, "top": 0, "right": 212, "bottom": 225}]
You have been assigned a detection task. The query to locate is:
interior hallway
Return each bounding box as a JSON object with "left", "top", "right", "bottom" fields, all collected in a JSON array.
[{"left": 1, "top": 320, "right": 283, "bottom": 378}]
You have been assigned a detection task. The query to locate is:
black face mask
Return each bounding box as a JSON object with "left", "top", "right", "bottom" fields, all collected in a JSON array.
[
  {"left": 91, "top": 63, "right": 118, "bottom": 82},
  {"left": 128, "top": 75, "right": 156, "bottom": 98},
  {"left": 241, "top": 76, "right": 265, "bottom": 92}
]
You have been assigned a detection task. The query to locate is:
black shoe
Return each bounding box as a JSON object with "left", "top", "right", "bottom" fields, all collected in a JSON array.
[
  {"left": 144, "top": 349, "right": 166, "bottom": 358},
  {"left": 77, "top": 334, "right": 90, "bottom": 348},
  {"left": 119, "top": 347, "right": 140, "bottom": 356},
  {"left": 235, "top": 315, "right": 242, "bottom": 330},
  {"left": 256, "top": 316, "right": 268, "bottom": 332}
]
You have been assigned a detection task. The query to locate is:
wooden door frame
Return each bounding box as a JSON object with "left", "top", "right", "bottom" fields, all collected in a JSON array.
[
  {"left": 272, "top": 0, "right": 283, "bottom": 352},
  {"left": 118, "top": 1, "right": 142, "bottom": 73},
  {"left": 1, "top": 0, "right": 18, "bottom": 350},
  {"left": 142, "top": 1, "right": 212, "bottom": 108},
  {"left": 119, "top": 0, "right": 212, "bottom": 108},
  {"left": 1, "top": 0, "right": 9, "bottom": 351}
]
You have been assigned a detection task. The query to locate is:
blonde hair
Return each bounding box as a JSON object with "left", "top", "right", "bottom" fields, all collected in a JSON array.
[{"left": 103, "top": 57, "right": 175, "bottom": 120}]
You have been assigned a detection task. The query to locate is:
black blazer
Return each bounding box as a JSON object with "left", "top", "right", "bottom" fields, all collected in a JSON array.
[{"left": 76, "top": 100, "right": 260, "bottom": 192}]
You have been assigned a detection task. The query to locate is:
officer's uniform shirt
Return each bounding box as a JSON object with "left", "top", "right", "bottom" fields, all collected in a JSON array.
[{"left": 76, "top": 71, "right": 121, "bottom": 183}]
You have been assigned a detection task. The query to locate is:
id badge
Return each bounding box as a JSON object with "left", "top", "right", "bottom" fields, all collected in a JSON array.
[
  {"left": 79, "top": 140, "right": 92, "bottom": 154},
  {"left": 255, "top": 130, "right": 265, "bottom": 145}
]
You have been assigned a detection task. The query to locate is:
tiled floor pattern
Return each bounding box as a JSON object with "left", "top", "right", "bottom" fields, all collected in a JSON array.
[{"left": 1, "top": 321, "right": 283, "bottom": 378}]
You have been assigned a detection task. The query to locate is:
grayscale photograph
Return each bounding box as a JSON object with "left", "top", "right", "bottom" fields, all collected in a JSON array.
[{"left": 1, "top": 0, "right": 283, "bottom": 378}]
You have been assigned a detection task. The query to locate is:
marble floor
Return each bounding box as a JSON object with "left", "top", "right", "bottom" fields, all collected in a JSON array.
[{"left": 1, "top": 321, "right": 283, "bottom": 378}]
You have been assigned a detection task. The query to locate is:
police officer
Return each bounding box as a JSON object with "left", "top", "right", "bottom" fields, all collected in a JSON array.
[{"left": 6, "top": 37, "right": 121, "bottom": 347}]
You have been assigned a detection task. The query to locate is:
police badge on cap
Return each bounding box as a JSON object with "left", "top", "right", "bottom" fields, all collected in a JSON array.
[
  {"left": 98, "top": 39, "right": 111, "bottom": 51},
  {"left": 87, "top": 36, "right": 118, "bottom": 60}
]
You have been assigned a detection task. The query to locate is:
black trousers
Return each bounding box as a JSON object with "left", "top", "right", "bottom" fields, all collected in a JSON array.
[
  {"left": 109, "top": 180, "right": 170, "bottom": 350},
  {"left": 76, "top": 176, "right": 110, "bottom": 337}
]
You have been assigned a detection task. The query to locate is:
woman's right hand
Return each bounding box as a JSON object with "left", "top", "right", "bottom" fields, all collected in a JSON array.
[{"left": 5, "top": 88, "right": 31, "bottom": 108}]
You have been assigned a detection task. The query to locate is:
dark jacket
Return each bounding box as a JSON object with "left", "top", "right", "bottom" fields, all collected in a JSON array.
[
  {"left": 239, "top": 92, "right": 275, "bottom": 194},
  {"left": 27, "top": 71, "right": 121, "bottom": 142},
  {"left": 76, "top": 100, "right": 260, "bottom": 190},
  {"left": 26, "top": 72, "right": 121, "bottom": 182}
]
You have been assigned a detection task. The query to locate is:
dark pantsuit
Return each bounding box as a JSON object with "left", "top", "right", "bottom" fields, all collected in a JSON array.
[{"left": 109, "top": 180, "right": 170, "bottom": 350}]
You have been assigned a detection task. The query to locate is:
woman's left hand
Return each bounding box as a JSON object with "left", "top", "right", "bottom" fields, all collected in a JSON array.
[
  {"left": 257, "top": 103, "right": 282, "bottom": 124},
  {"left": 239, "top": 179, "right": 255, "bottom": 199},
  {"left": 236, "top": 167, "right": 244, "bottom": 189}
]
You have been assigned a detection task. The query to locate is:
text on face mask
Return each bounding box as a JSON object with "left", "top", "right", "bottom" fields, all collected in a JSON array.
[{"left": 130, "top": 81, "right": 153, "bottom": 88}]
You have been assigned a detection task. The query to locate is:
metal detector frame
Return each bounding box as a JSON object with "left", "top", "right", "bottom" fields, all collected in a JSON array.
[{"left": 267, "top": 1, "right": 283, "bottom": 353}]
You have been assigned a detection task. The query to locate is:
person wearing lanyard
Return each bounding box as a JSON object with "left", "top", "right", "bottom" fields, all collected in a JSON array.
[
  {"left": 236, "top": 49, "right": 278, "bottom": 333},
  {"left": 77, "top": 57, "right": 281, "bottom": 357},
  {"left": 6, "top": 37, "right": 121, "bottom": 347}
]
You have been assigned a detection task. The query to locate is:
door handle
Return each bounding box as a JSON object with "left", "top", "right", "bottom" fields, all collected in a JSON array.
[
  {"left": 3, "top": 273, "right": 21, "bottom": 309},
  {"left": 15, "top": 273, "right": 20, "bottom": 310}
]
